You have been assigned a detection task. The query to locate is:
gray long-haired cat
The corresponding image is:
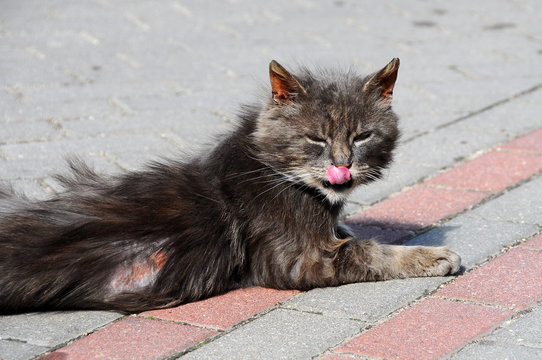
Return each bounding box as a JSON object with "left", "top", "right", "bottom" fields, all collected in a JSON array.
[{"left": 0, "top": 59, "right": 460, "bottom": 313}]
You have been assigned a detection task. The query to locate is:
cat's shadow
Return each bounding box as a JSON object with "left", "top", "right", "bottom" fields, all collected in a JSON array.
[
  {"left": 347, "top": 222, "right": 456, "bottom": 246},
  {"left": 348, "top": 222, "right": 466, "bottom": 275}
]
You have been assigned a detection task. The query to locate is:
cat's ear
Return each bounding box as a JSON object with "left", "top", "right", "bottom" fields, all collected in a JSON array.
[
  {"left": 363, "top": 58, "right": 400, "bottom": 103},
  {"left": 269, "top": 60, "right": 306, "bottom": 105}
]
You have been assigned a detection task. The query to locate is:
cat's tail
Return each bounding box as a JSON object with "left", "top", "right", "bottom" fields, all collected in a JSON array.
[{"left": 0, "top": 171, "right": 145, "bottom": 312}]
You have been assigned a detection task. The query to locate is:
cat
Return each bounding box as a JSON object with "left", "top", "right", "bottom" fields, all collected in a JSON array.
[{"left": 0, "top": 59, "right": 461, "bottom": 313}]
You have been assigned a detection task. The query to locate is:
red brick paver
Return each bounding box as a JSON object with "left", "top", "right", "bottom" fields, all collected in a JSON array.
[
  {"left": 41, "top": 317, "right": 215, "bottom": 360},
  {"left": 336, "top": 298, "right": 512, "bottom": 360},
  {"left": 437, "top": 248, "right": 542, "bottom": 309},
  {"left": 500, "top": 129, "right": 542, "bottom": 153},
  {"left": 426, "top": 149, "right": 542, "bottom": 192},
  {"left": 140, "top": 287, "right": 297, "bottom": 330},
  {"left": 348, "top": 185, "right": 487, "bottom": 230},
  {"left": 519, "top": 233, "right": 542, "bottom": 250},
  {"left": 321, "top": 354, "right": 357, "bottom": 360}
]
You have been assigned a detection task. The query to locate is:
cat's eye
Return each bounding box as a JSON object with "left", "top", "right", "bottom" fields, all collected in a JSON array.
[
  {"left": 354, "top": 131, "right": 373, "bottom": 146},
  {"left": 305, "top": 135, "right": 327, "bottom": 147}
]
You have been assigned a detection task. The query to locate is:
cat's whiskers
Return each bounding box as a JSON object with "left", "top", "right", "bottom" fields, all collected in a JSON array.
[
  {"left": 239, "top": 172, "right": 285, "bottom": 184},
  {"left": 252, "top": 172, "right": 312, "bottom": 201},
  {"left": 193, "top": 192, "right": 221, "bottom": 205},
  {"left": 225, "top": 167, "right": 270, "bottom": 180},
  {"left": 357, "top": 167, "right": 383, "bottom": 183},
  {"left": 271, "top": 176, "right": 313, "bottom": 201}
]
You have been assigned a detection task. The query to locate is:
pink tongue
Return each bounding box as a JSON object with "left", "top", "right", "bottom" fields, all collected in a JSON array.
[{"left": 326, "top": 166, "right": 351, "bottom": 185}]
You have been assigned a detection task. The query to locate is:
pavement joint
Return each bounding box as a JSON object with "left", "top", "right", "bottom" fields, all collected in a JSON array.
[{"left": 400, "top": 84, "right": 542, "bottom": 145}]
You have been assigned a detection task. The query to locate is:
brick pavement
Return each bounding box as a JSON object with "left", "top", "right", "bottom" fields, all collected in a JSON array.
[{"left": 1, "top": 0, "right": 542, "bottom": 359}]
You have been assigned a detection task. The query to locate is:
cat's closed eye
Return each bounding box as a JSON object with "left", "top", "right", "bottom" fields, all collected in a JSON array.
[
  {"left": 305, "top": 135, "right": 327, "bottom": 147},
  {"left": 353, "top": 131, "right": 373, "bottom": 146}
]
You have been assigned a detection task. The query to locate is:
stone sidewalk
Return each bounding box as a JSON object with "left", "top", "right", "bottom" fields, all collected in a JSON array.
[{"left": 1, "top": 0, "right": 541, "bottom": 359}]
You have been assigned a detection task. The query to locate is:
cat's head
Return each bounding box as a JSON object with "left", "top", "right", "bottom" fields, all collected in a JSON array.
[{"left": 253, "top": 59, "right": 400, "bottom": 204}]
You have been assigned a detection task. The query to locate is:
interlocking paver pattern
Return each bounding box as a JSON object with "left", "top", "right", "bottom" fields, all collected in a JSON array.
[{"left": 1, "top": 0, "right": 542, "bottom": 359}]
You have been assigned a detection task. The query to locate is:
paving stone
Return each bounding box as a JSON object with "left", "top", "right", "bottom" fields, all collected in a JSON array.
[
  {"left": 0, "top": 311, "right": 123, "bottom": 347},
  {"left": 0, "top": 340, "right": 48, "bottom": 360},
  {"left": 437, "top": 248, "right": 542, "bottom": 309},
  {"left": 1, "top": 97, "right": 117, "bottom": 122},
  {"left": 17, "top": 81, "right": 177, "bottom": 108},
  {"left": 519, "top": 233, "right": 542, "bottom": 250},
  {"left": 348, "top": 185, "right": 488, "bottom": 230},
  {"left": 0, "top": 134, "right": 174, "bottom": 161},
  {"left": 337, "top": 298, "right": 513, "bottom": 360},
  {"left": 0, "top": 120, "right": 63, "bottom": 145},
  {"left": 500, "top": 128, "right": 542, "bottom": 153},
  {"left": 455, "top": 94, "right": 542, "bottom": 140},
  {"left": 394, "top": 127, "right": 505, "bottom": 168},
  {"left": 0, "top": 179, "right": 52, "bottom": 200},
  {"left": 451, "top": 340, "right": 542, "bottom": 360},
  {"left": 321, "top": 354, "right": 362, "bottom": 360},
  {"left": 349, "top": 160, "right": 438, "bottom": 205},
  {"left": 60, "top": 110, "right": 227, "bottom": 140},
  {"left": 406, "top": 215, "right": 540, "bottom": 270},
  {"left": 0, "top": 156, "right": 121, "bottom": 180},
  {"left": 182, "top": 309, "right": 361, "bottom": 360},
  {"left": 41, "top": 316, "right": 215, "bottom": 360},
  {"left": 282, "top": 277, "right": 446, "bottom": 322},
  {"left": 484, "top": 305, "right": 542, "bottom": 348},
  {"left": 342, "top": 201, "right": 365, "bottom": 217},
  {"left": 140, "top": 287, "right": 298, "bottom": 330},
  {"left": 467, "top": 175, "right": 542, "bottom": 225},
  {"left": 425, "top": 149, "right": 542, "bottom": 193}
]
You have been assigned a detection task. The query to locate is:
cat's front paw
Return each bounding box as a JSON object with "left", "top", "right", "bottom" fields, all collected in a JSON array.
[
  {"left": 420, "top": 247, "right": 461, "bottom": 277},
  {"left": 390, "top": 245, "right": 462, "bottom": 278}
]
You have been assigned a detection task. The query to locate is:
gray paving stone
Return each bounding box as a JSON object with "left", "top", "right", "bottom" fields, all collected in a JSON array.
[
  {"left": 182, "top": 309, "right": 361, "bottom": 360},
  {"left": 343, "top": 201, "right": 365, "bottom": 217},
  {"left": 0, "top": 156, "right": 120, "bottom": 181},
  {"left": 393, "top": 76, "right": 539, "bottom": 138},
  {"left": 0, "top": 311, "right": 123, "bottom": 347},
  {"left": 454, "top": 305, "right": 542, "bottom": 358},
  {"left": 281, "top": 277, "right": 446, "bottom": 323},
  {"left": 0, "top": 339, "right": 48, "bottom": 360},
  {"left": 394, "top": 127, "right": 502, "bottom": 168},
  {"left": 0, "top": 134, "right": 174, "bottom": 162},
  {"left": 0, "top": 120, "right": 63, "bottom": 145},
  {"left": 349, "top": 160, "right": 437, "bottom": 205},
  {"left": 486, "top": 306, "right": 542, "bottom": 346},
  {"left": 105, "top": 150, "right": 184, "bottom": 171},
  {"left": 467, "top": 175, "right": 542, "bottom": 225},
  {"left": 406, "top": 215, "right": 540, "bottom": 270},
  {"left": 1, "top": 97, "right": 117, "bottom": 122},
  {"left": 60, "top": 110, "right": 228, "bottom": 142},
  {"left": 1, "top": 179, "right": 52, "bottom": 200},
  {"left": 16, "top": 80, "right": 178, "bottom": 106},
  {"left": 451, "top": 341, "right": 542, "bottom": 360},
  {"left": 454, "top": 90, "right": 542, "bottom": 140}
]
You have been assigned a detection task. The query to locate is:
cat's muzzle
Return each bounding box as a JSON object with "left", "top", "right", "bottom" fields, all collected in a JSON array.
[{"left": 323, "top": 179, "right": 353, "bottom": 191}]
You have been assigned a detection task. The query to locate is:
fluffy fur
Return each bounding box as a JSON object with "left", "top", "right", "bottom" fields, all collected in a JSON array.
[{"left": 0, "top": 59, "right": 460, "bottom": 313}]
